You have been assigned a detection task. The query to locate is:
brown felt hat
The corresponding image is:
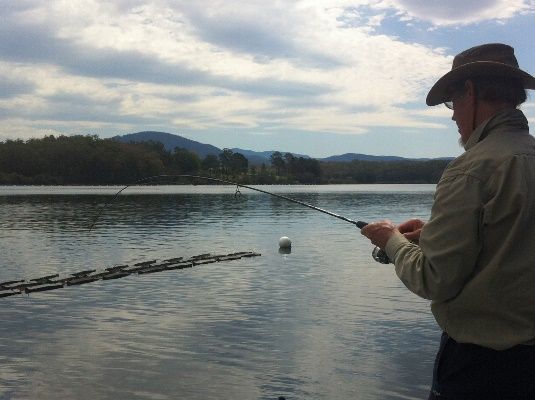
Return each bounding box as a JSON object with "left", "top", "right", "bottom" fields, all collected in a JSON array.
[{"left": 426, "top": 43, "right": 535, "bottom": 106}]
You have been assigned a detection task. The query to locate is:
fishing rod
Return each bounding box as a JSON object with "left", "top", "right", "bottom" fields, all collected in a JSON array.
[{"left": 88, "top": 174, "right": 390, "bottom": 264}]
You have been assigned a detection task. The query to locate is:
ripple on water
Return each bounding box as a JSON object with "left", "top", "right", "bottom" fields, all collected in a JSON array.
[{"left": 0, "top": 185, "right": 438, "bottom": 400}]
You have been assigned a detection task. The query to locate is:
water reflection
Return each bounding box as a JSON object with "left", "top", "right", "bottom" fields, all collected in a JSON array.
[{"left": 0, "top": 185, "right": 438, "bottom": 400}]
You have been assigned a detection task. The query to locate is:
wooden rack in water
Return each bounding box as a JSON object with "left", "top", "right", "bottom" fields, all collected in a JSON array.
[{"left": 0, "top": 251, "right": 261, "bottom": 298}]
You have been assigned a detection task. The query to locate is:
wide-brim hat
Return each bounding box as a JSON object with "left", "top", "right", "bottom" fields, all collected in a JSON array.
[{"left": 426, "top": 43, "right": 535, "bottom": 106}]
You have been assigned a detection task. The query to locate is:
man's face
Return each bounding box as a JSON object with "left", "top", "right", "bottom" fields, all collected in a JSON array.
[
  {"left": 451, "top": 96, "right": 472, "bottom": 144},
  {"left": 447, "top": 83, "right": 473, "bottom": 145}
]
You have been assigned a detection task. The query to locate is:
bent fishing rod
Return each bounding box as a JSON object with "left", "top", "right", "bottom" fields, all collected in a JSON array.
[{"left": 88, "top": 174, "right": 390, "bottom": 264}]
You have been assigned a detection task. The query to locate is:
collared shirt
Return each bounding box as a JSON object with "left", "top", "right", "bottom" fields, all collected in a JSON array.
[{"left": 385, "top": 109, "right": 535, "bottom": 350}]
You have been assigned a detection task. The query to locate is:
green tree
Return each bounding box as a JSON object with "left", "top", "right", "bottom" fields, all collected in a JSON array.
[
  {"left": 219, "top": 148, "right": 234, "bottom": 176},
  {"left": 171, "top": 147, "right": 201, "bottom": 174},
  {"left": 270, "top": 151, "right": 285, "bottom": 176},
  {"left": 284, "top": 152, "right": 295, "bottom": 174},
  {"left": 201, "top": 154, "right": 220, "bottom": 174},
  {"left": 230, "top": 152, "right": 248, "bottom": 175}
]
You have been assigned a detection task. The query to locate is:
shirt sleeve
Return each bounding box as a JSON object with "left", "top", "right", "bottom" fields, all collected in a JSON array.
[{"left": 385, "top": 173, "right": 484, "bottom": 301}]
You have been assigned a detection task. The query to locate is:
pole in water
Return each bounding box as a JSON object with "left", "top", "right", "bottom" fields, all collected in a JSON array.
[{"left": 88, "top": 174, "right": 390, "bottom": 263}]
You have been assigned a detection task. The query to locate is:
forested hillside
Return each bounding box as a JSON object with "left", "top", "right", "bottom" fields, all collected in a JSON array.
[{"left": 0, "top": 135, "right": 450, "bottom": 185}]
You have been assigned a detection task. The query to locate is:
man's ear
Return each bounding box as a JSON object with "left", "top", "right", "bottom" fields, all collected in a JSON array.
[{"left": 464, "top": 80, "right": 476, "bottom": 99}]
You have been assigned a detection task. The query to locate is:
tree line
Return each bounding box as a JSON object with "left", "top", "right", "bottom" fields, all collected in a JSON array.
[
  {"left": 0, "top": 135, "right": 450, "bottom": 185},
  {"left": 321, "top": 159, "right": 449, "bottom": 184}
]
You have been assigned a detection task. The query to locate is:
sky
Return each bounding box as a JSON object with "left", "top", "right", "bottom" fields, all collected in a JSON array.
[{"left": 1, "top": 0, "right": 535, "bottom": 158}]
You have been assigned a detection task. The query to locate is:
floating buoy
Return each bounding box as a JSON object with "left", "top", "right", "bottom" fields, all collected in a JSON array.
[{"left": 278, "top": 236, "right": 291, "bottom": 249}]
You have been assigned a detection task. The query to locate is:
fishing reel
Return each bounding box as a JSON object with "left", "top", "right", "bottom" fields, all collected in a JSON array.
[
  {"left": 355, "top": 221, "right": 391, "bottom": 264},
  {"left": 372, "top": 247, "right": 391, "bottom": 264}
]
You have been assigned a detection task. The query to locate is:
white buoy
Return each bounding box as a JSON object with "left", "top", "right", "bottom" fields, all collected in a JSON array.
[{"left": 278, "top": 236, "right": 292, "bottom": 249}]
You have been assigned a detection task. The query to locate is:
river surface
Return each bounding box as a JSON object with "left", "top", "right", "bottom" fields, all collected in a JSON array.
[{"left": 0, "top": 184, "right": 440, "bottom": 400}]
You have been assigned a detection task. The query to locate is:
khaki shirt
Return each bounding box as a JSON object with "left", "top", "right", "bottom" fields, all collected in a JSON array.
[{"left": 385, "top": 109, "right": 535, "bottom": 350}]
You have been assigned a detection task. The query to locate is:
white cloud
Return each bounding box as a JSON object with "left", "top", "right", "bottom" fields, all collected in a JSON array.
[
  {"left": 1, "top": 0, "right": 528, "bottom": 155},
  {"left": 0, "top": 1, "right": 455, "bottom": 143},
  {"left": 375, "top": 0, "right": 534, "bottom": 26}
]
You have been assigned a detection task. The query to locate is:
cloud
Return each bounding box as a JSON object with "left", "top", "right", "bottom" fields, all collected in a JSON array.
[
  {"left": 0, "top": 19, "right": 209, "bottom": 86},
  {"left": 178, "top": 1, "right": 343, "bottom": 68},
  {"left": 1, "top": 0, "right": 528, "bottom": 156},
  {"left": 0, "top": 77, "right": 35, "bottom": 99},
  {"left": 373, "top": 0, "right": 534, "bottom": 26},
  {"left": 0, "top": 15, "right": 331, "bottom": 98}
]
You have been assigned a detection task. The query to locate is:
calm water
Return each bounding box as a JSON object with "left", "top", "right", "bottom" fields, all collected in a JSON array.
[{"left": 0, "top": 184, "right": 440, "bottom": 400}]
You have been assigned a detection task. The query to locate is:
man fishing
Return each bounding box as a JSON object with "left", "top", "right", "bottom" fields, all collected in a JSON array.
[{"left": 361, "top": 43, "right": 535, "bottom": 399}]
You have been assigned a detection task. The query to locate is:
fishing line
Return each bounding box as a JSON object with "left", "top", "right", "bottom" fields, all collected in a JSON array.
[{"left": 88, "top": 174, "right": 390, "bottom": 263}]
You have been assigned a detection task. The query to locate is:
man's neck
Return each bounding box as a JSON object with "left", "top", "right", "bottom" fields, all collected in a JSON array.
[{"left": 474, "top": 102, "right": 515, "bottom": 127}]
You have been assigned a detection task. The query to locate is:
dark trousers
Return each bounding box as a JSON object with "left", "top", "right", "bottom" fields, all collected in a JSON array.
[{"left": 428, "top": 332, "right": 535, "bottom": 400}]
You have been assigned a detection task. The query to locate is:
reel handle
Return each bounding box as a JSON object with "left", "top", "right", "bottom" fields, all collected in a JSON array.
[
  {"left": 372, "top": 246, "right": 391, "bottom": 264},
  {"left": 356, "top": 221, "right": 391, "bottom": 264}
]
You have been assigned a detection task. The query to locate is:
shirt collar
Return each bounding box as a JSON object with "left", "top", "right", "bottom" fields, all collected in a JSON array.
[{"left": 463, "top": 109, "right": 529, "bottom": 151}]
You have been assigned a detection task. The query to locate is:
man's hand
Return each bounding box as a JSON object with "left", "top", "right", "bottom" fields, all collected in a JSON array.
[
  {"left": 360, "top": 220, "right": 398, "bottom": 250},
  {"left": 397, "top": 219, "right": 425, "bottom": 244}
]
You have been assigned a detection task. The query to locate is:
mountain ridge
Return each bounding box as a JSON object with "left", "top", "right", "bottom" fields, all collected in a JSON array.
[
  {"left": 113, "top": 131, "right": 221, "bottom": 159},
  {"left": 113, "top": 131, "right": 452, "bottom": 164}
]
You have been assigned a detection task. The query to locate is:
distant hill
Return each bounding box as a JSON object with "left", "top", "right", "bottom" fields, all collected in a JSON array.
[
  {"left": 230, "top": 148, "right": 310, "bottom": 165},
  {"left": 113, "top": 131, "right": 221, "bottom": 158},
  {"left": 319, "top": 153, "right": 407, "bottom": 162},
  {"left": 319, "top": 153, "right": 454, "bottom": 162},
  {"left": 113, "top": 131, "right": 451, "bottom": 164},
  {"left": 229, "top": 148, "right": 271, "bottom": 166}
]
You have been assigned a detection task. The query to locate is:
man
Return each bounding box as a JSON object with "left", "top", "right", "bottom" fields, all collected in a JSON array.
[{"left": 361, "top": 43, "right": 535, "bottom": 399}]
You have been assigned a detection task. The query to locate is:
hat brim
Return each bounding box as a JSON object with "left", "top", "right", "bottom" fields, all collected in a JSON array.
[{"left": 426, "top": 61, "right": 535, "bottom": 106}]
